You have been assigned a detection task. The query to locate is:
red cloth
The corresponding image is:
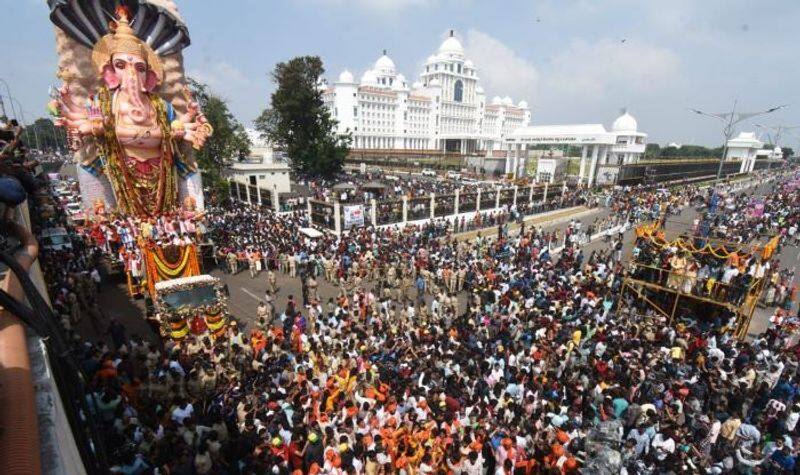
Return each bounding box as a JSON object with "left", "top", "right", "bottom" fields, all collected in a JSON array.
[{"left": 190, "top": 314, "right": 208, "bottom": 334}]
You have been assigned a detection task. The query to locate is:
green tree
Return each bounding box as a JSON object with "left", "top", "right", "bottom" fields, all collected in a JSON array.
[
  {"left": 255, "top": 56, "right": 350, "bottom": 177},
  {"left": 187, "top": 78, "right": 251, "bottom": 196},
  {"left": 645, "top": 143, "right": 660, "bottom": 158},
  {"left": 656, "top": 144, "right": 722, "bottom": 159},
  {"left": 19, "top": 117, "right": 67, "bottom": 153}
]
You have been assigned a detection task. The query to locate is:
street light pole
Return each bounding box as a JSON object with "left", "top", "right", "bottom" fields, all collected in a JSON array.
[
  {"left": 754, "top": 124, "right": 800, "bottom": 170},
  {"left": 688, "top": 101, "right": 788, "bottom": 180},
  {"left": 22, "top": 110, "right": 42, "bottom": 154},
  {"left": 716, "top": 99, "right": 737, "bottom": 181},
  {"left": 2, "top": 95, "right": 41, "bottom": 153},
  {"left": 0, "top": 78, "right": 18, "bottom": 122}
]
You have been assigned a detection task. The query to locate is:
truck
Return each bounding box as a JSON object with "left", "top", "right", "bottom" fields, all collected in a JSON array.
[{"left": 149, "top": 273, "right": 229, "bottom": 341}]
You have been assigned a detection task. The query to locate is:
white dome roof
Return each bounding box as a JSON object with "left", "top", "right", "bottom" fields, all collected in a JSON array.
[
  {"left": 518, "top": 100, "right": 528, "bottom": 109},
  {"left": 612, "top": 111, "right": 638, "bottom": 132},
  {"left": 429, "top": 78, "right": 442, "bottom": 87},
  {"left": 360, "top": 69, "right": 378, "bottom": 86},
  {"left": 374, "top": 54, "right": 396, "bottom": 74},
  {"left": 439, "top": 33, "right": 464, "bottom": 58},
  {"left": 491, "top": 96, "right": 502, "bottom": 105},
  {"left": 502, "top": 96, "right": 513, "bottom": 106},
  {"left": 337, "top": 69, "right": 354, "bottom": 83},
  {"left": 475, "top": 85, "right": 484, "bottom": 94}
]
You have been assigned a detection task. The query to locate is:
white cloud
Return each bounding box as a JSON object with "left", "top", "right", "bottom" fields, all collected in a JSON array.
[
  {"left": 464, "top": 30, "right": 538, "bottom": 104},
  {"left": 187, "top": 61, "right": 269, "bottom": 123},
  {"left": 188, "top": 61, "right": 251, "bottom": 98},
  {"left": 301, "top": 0, "right": 438, "bottom": 13},
  {"left": 544, "top": 38, "right": 680, "bottom": 97}
]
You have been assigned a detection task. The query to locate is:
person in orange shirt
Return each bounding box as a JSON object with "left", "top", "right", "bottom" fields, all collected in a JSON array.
[{"left": 250, "top": 329, "right": 266, "bottom": 354}]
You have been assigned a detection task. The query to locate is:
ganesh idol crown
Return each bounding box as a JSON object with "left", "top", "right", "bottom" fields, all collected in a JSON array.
[{"left": 47, "top": 0, "right": 211, "bottom": 218}]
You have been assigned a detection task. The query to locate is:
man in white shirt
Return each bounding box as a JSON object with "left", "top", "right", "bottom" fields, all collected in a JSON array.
[
  {"left": 89, "top": 268, "right": 102, "bottom": 292},
  {"left": 171, "top": 400, "right": 194, "bottom": 425},
  {"left": 651, "top": 432, "right": 675, "bottom": 461},
  {"left": 721, "top": 266, "right": 739, "bottom": 284}
]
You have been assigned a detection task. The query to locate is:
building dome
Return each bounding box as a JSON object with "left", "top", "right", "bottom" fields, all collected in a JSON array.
[
  {"left": 438, "top": 32, "right": 464, "bottom": 59},
  {"left": 360, "top": 69, "right": 378, "bottom": 86},
  {"left": 428, "top": 78, "right": 441, "bottom": 87},
  {"left": 518, "top": 100, "right": 528, "bottom": 109},
  {"left": 392, "top": 74, "right": 408, "bottom": 90},
  {"left": 491, "top": 96, "right": 503, "bottom": 105},
  {"left": 475, "top": 85, "right": 484, "bottom": 94},
  {"left": 337, "top": 69, "right": 354, "bottom": 83},
  {"left": 374, "top": 53, "right": 396, "bottom": 75},
  {"left": 612, "top": 110, "right": 638, "bottom": 132},
  {"left": 502, "top": 96, "right": 513, "bottom": 106}
]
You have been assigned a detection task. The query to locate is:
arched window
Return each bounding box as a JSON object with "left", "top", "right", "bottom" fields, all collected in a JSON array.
[{"left": 454, "top": 79, "right": 463, "bottom": 103}]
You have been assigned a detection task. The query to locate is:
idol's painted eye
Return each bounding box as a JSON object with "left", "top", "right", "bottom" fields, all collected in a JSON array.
[
  {"left": 114, "top": 60, "right": 126, "bottom": 70},
  {"left": 135, "top": 63, "right": 146, "bottom": 73}
]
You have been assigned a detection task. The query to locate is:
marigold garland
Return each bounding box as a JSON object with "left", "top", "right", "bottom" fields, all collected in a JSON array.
[
  {"left": 636, "top": 223, "right": 755, "bottom": 260},
  {"left": 142, "top": 243, "right": 201, "bottom": 296}
]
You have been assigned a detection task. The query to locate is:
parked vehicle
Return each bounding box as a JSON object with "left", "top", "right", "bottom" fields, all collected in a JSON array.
[{"left": 40, "top": 227, "right": 73, "bottom": 251}]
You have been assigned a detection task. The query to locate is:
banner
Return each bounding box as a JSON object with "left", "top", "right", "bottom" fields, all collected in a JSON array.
[{"left": 343, "top": 205, "right": 365, "bottom": 229}]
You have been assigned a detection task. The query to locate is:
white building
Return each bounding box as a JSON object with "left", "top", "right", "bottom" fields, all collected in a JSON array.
[
  {"left": 755, "top": 146, "right": 784, "bottom": 161},
  {"left": 725, "top": 132, "right": 763, "bottom": 173},
  {"left": 507, "top": 111, "right": 647, "bottom": 186},
  {"left": 227, "top": 129, "right": 291, "bottom": 208},
  {"left": 322, "top": 31, "right": 531, "bottom": 155}
]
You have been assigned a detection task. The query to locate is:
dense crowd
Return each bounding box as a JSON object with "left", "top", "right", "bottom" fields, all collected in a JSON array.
[
  {"left": 631, "top": 181, "right": 798, "bottom": 311},
  {"left": 28, "top": 168, "right": 800, "bottom": 474},
  {"left": 0, "top": 118, "right": 40, "bottom": 209}
]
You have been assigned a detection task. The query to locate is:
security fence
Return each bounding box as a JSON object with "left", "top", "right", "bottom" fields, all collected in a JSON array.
[
  {"left": 306, "top": 183, "right": 568, "bottom": 234},
  {"left": 228, "top": 179, "right": 579, "bottom": 235}
]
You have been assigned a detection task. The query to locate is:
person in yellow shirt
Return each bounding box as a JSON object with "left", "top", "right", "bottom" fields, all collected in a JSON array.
[{"left": 572, "top": 328, "right": 582, "bottom": 346}]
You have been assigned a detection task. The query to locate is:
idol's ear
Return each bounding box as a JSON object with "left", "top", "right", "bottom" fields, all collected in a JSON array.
[
  {"left": 102, "top": 63, "right": 121, "bottom": 89},
  {"left": 144, "top": 70, "right": 159, "bottom": 92}
]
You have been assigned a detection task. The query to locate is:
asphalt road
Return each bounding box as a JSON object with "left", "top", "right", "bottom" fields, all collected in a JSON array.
[{"left": 75, "top": 176, "right": 796, "bottom": 346}]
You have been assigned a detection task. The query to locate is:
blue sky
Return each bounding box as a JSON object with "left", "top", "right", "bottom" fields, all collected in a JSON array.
[{"left": 2, "top": 0, "right": 798, "bottom": 146}]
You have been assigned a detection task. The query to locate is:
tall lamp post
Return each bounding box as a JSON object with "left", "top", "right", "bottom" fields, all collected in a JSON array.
[
  {"left": 754, "top": 124, "right": 800, "bottom": 169},
  {"left": 21, "top": 109, "right": 42, "bottom": 154},
  {"left": 1, "top": 95, "right": 41, "bottom": 153},
  {"left": 688, "top": 101, "right": 787, "bottom": 180},
  {"left": 0, "top": 78, "right": 18, "bottom": 121}
]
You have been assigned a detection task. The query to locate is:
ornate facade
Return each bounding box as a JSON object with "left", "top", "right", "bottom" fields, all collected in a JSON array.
[{"left": 322, "top": 31, "right": 531, "bottom": 155}]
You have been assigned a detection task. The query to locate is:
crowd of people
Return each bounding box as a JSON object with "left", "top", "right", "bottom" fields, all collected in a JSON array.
[
  {"left": 631, "top": 181, "right": 798, "bottom": 312},
  {"left": 303, "top": 171, "right": 493, "bottom": 204},
  {"left": 0, "top": 118, "right": 40, "bottom": 210},
  {"left": 25, "top": 166, "right": 800, "bottom": 474}
]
